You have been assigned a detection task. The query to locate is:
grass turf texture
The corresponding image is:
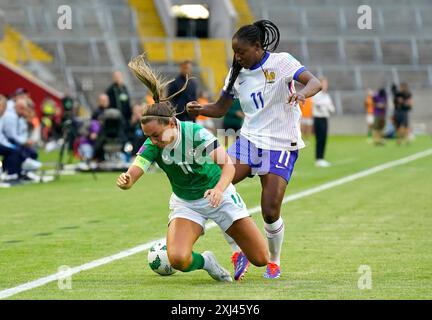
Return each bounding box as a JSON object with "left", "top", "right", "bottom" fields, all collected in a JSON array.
[{"left": 1, "top": 135, "right": 431, "bottom": 299}]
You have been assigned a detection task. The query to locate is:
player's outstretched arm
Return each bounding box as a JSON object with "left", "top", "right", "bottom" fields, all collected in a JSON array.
[
  {"left": 186, "top": 94, "right": 233, "bottom": 118},
  {"left": 203, "top": 146, "right": 235, "bottom": 207},
  {"left": 116, "top": 165, "right": 144, "bottom": 190}
]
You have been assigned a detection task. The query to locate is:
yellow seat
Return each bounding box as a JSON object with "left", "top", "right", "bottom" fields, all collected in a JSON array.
[
  {"left": 129, "top": 0, "right": 166, "bottom": 38},
  {"left": 0, "top": 25, "right": 53, "bottom": 65},
  {"left": 143, "top": 41, "right": 167, "bottom": 62},
  {"left": 171, "top": 40, "right": 196, "bottom": 62},
  {"left": 199, "top": 39, "right": 229, "bottom": 97},
  {"left": 231, "top": 0, "right": 255, "bottom": 28}
]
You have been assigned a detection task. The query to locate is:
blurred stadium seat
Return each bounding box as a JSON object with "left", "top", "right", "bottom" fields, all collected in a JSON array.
[
  {"left": 0, "top": 0, "right": 430, "bottom": 130},
  {"left": 231, "top": 0, "right": 255, "bottom": 28},
  {"left": 248, "top": 0, "right": 432, "bottom": 123}
]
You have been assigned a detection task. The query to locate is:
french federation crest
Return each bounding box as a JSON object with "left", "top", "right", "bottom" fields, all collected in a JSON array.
[{"left": 264, "top": 69, "right": 276, "bottom": 83}]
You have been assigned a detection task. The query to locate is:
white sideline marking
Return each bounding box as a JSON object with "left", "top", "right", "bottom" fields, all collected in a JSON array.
[{"left": 1, "top": 148, "right": 431, "bottom": 299}]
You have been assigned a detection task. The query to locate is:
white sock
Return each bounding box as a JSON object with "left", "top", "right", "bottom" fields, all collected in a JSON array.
[
  {"left": 222, "top": 232, "right": 240, "bottom": 253},
  {"left": 264, "top": 217, "right": 284, "bottom": 266}
]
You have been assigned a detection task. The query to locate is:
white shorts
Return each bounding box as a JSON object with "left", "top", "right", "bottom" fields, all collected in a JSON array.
[
  {"left": 168, "top": 184, "right": 250, "bottom": 233},
  {"left": 366, "top": 114, "right": 374, "bottom": 125}
]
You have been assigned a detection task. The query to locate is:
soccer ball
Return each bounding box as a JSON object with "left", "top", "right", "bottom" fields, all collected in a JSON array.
[{"left": 147, "top": 240, "right": 176, "bottom": 276}]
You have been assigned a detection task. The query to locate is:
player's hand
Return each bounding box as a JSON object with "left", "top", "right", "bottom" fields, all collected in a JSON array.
[
  {"left": 288, "top": 92, "right": 306, "bottom": 105},
  {"left": 186, "top": 101, "right": 203, "bottom": 116},
  {"left": 117, "top": 172, "right": 132, "bottom": 190},
  {"left": 204, "top": 188, "right": 223, "bottom": 208}
]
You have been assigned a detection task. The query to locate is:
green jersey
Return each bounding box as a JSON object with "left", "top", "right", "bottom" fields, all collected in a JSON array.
[{"left": 133, "top": 121, "right": 221, "bottom": 200}]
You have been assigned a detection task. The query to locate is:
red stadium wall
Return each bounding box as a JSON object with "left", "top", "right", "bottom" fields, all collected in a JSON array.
[{"left": 0, "top": 58, "right": 63, "bottom": 118}]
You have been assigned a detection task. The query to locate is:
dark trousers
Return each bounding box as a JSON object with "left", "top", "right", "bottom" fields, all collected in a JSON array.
[
  {"left": 0, "top": 145, "right": 24, "bottom": 175},
  {"left": 16, "top": 145, "right": 38, "bottom": 160},
  {"left": 7, "top": 138, "right": 38, "bottom": 160},
  {"left": 313, "top": 117, "right": 328, "bottom": 160}
]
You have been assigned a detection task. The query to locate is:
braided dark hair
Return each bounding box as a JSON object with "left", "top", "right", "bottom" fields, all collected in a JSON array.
[{"left": 225, "top": 20, "right": 280, "bottom": 93}]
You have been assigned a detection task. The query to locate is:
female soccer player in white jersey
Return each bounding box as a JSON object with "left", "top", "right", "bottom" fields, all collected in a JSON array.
[
  {"left": 187, "top": 20, "right": 322, "bottom": 279},
  {"left": 116, "top": 54, "right": 269, "bottom": 282}
]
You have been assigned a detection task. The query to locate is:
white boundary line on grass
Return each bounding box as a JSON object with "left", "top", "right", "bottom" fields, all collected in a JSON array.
[{"left": 1, "top": 148, "right": 432, "bottom": 299}]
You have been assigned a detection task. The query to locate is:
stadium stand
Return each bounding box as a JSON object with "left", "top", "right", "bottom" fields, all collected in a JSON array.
[
  {"left": 0, "top": 0, "right": 430, "bottom": 133},
  {"left": 129, "top": 0, "right": 166, "bottom": 38},
  {"left": 231, "top": 0, "right": 255, "bottom": 29},
  {"left": 247, "top": 0, "right": 432, "bottom": 133}
]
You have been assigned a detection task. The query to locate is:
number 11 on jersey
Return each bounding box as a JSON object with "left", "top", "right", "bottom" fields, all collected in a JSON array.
[{"left": 251, "top": 91, "right": 264, "bottom": 109}]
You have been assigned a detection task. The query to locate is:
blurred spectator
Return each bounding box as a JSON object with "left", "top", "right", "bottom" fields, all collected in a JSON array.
[
  {"left": 4, "top": 88, "right": 30, "bottom": 116},
  {"left": 25, "top": 95, "right": 35, "bottom": 111},
  {"left": 222, "top": 98, "right": 244, "bottom": 149},
  {"left": 3, "top": 98, "right": 36, "bottom": 154},
  {"left": 12, "top": 87, "right": 29, "bottom": 101},
  {"left": 364, "top": 89, "right": 374, "bottom": 141},
  {"left": 128, "top": 103, "right": 146, "bottom": 155},
  {"left": 300, "top": 97, "right": 313, "bottom": 141},
  {"left": 76, "top": 118, "right": 100, "bottom": 165},
  {"left": 312, "top": 77, "right": 335, "bottom": 167},
  {"left": 195, "top": 91, "right": 215, "bottom": 134},
  {"left": 372, "top": 88, "right": 388, "bottom": 146},
  {"left": 106, "top": 71, "right": 131, "bottom": 127},
  {"left": 93, "top": 108, "right": 127, "bottom": 162},
  {"left": 167, "top": 60, "right": 198, "bottom": 122},
  {"left": 24, "top": 105, "right": 42, "bottom": 148},
  {"left": 2, "top": 97, "right": 42, "bottom": 175},
  {"left": 92, "top": 93, "right": 110, "bottom": 121},
  {"left": 40, "top": 95, "right": 61, "bottom": 142},
  {"left": 391, "top": 83, "right": 413, "bottom": 145},
  {"left": 0, "top": 95, "right": 24, "bottom": 180}
]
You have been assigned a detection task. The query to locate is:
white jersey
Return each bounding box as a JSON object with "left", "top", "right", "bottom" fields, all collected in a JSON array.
[{"left": 223, "top": 51, "right": 306, "bottom": 151}]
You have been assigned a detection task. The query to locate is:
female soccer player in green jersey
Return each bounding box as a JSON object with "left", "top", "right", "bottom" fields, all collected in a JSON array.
[{"left": 116, "top": 54, "right": 268, "bottom": 282}]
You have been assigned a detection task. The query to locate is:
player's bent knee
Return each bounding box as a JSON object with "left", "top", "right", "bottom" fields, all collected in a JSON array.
[
  {"left": 167, "top": 251, "right": 191, "bottom": 271},
  {"left": 262, "top": 200, "right": 282, "bottom": 222}
]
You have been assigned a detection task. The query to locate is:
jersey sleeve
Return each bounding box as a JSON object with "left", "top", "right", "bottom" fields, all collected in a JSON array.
[
  {"left": 282, "top": 52, "right": 307, "bottom": 82},
  {"left": 221, "top": 68, "right": 239, "bottom": 99},
  {"left": 132, "top": 139, "right": 158, "bottom": 172}
]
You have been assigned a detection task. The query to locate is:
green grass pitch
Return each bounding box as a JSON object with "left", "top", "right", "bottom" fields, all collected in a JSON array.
[{"left": 1, "top": 135, "right": 431, "bottom": 299}]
